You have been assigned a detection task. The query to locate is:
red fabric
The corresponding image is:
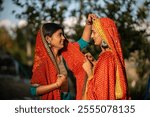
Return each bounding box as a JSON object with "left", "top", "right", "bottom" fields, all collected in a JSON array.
[
  {"left": 87, "top": 51, "right": 116, "bottom": 99},
  {"left": 86, "top": 18, "right": 128, "bottom": 100},
  {"left": 62, "top": 43, "right": 86, "bottom": 100},
  {"left": 31, "top": 31, "right": 86, "bottom": 100}
]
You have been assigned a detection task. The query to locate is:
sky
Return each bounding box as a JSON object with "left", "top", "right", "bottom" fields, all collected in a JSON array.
[
  {"left": 0, "top": 0, "right": 20, "bottom": 22},
  {"left": 0, "top": 0, "right": 80, "bottom": 28},
  {"left": 0, "top": 0, "right": 148, "bottom": 29},
  {"left": 0, "top": 0, "right": 28, "bottom": 28}
]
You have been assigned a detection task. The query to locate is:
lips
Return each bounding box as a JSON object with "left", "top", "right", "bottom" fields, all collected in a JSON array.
[
  {"left": 61, "top": 41, "right": 64, "bottom": 45},
  {"left": 60, "top": 40, "right": 64, "bottom": 46}
]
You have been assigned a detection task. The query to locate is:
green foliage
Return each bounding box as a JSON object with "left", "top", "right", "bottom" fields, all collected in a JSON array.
[
  {"left": 0, "top": 0, "right": 3, "bottom": 11},
  {"left": 0, "top": 28, "right": 13, "bottom": 52},
  {"left": 12, "top": 0, "right": 68, "bottom": 33}
]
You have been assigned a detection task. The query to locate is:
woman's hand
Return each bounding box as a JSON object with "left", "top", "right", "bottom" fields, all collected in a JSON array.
[
  {"left": 82, "top": 13, "right": 98, "bottom": 42},
  {"left": 56, "top": 74, "right": 66, "bottom": 88},
  {"left": 86, "top": 13, "right": 98, "bottom": 25},
  {"left": 82, "top": 57, "right": 93, "bottom": 78},
  {"left": 85, "top": 52, "right": 96, "bottom": 64},
  {"left": 85, "top": 52, "right": 97, "bottom": 67}
]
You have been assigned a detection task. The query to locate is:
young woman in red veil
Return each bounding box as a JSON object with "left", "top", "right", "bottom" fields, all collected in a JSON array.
[
  {"left": 82, "top": 17, "right": 128, "bottom": 100},
  {"left": 30, "top": 14, "right": 97, "bottom": 100}
]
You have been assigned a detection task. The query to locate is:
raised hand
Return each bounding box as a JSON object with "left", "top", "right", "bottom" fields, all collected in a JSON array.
[
  {"left": 86, "top": 13, "right": 98, "bottom": 25},
  {"left": 82, "top": 57, "right": 93, "bottom": 78}
]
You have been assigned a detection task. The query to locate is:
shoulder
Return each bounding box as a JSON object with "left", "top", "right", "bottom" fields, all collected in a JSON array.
[
  {"left": 64, "top": 42, "right": 80, "bottom": 51},
  {"left": 71, "top": 42, "right": 80, "bottom": 49},
  {"left": 32, "top": 57, "right": 48, "bottom": 72},
  {"left": 94, "top": 51, "right": 116, "bottom": 72},
  {"left": 97, "top": 50, "right": 115, "bottom": 65},
  {"left": 100, "top": 50, "right": 114, "bottom": 60}
]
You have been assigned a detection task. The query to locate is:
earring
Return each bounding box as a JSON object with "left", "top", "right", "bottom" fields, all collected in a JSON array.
[
  {"left": 48, "top": 42, "right": 51, "bottom": 47},
  {"left": 45, "top": 36, "right": 51, "bottom": 47},
  {"left": 101, "top": 40, "right": 108, "bottom": 49}
]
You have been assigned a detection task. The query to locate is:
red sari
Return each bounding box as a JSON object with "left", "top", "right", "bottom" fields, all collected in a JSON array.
[
  {"left": 30, "top": 28, "right": 86, "bottom": 100},
  {"left": 85, "top": 18, "right": 128, "bottom": 100}
]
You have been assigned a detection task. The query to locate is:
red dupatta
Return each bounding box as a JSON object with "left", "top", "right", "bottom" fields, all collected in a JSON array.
[
  {"left": 30, "top": 25, "right": 86, "bottom": 100},
  {"left": 86, "top": 18, "right": 128, "bottom": 100}
]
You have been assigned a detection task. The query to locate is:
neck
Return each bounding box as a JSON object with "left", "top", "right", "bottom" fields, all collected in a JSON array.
[
  {"left": 51, "top": 47, "right": 59, "bottom": 57},
  {"left": 51, "top": 47, "right": 62, "bottom": 64},
  {"left": 101, "top": 47, "right": 105, "bottom": 53},
  {"left": 100, "top": 46, "right": 110, "bottom": 52}
]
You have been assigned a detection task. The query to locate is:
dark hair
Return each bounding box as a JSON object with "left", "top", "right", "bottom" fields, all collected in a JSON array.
[{"left": 42, "top": 23, "right": 64, "bottom": 37}]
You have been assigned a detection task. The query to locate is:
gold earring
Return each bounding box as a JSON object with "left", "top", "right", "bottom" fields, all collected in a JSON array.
[
  {"left": 48, "top": 42, "right": 51, "bottom": 47},
  {"left": 101, "top": 40, "right": 108, "bottom": 49}
]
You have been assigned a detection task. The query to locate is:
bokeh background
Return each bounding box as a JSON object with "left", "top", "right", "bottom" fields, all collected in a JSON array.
[{"left": 0, "top": 0, "right": 150, "bottom": 100}]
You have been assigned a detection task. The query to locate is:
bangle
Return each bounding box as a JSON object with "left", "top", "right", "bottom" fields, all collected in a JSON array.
[{"left": 86, "top": 20, "right": 92, "bottom": 25}]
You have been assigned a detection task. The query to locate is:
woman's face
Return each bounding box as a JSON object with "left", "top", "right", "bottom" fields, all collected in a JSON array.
[
  {"left": 91, "top": 25, "right": 102, "bottom": 46},
  {"left": 47, "top": 29, "right": 65, "bottom": 49}
]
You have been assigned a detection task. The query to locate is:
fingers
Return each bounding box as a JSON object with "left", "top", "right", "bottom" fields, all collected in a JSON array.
[
  {"left": 83, "top": 55, "right": 89, "bottom": 63},
  {"left": 88, "top": 13, "right": 98, "bottom": 21},
  {"left": 85, "top": 52, "right": 92, "bottom": 58},
  {"left": 85, "top": 52, "right": 91, "bottom": 56},
  {"left": 57, "top": 74, "right": 63, "bottom": 77},
  {"left": 57, "top": 74, "right": 66, "bottom": 79},
  {"left": 57, "top": 74, "right": 66, "bottom": 77},
  {"left": 85, "top": 53, "right": 94, "bottom": 62},
  {"left": 82, "top": 60, "right": 93, "bottom": 77},
  {"left": 56, "top": 74, "right": 66, "bottom": 87},
  {"left": 86, "top": 13, "right": 98, "bottom": 25}
]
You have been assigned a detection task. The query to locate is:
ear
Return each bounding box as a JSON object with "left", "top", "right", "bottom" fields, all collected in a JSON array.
[{"left": 45, "top": 36, "right": 51, "bottom": 43}]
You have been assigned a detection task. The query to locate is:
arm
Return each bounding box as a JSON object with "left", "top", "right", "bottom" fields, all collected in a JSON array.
[
  {"left": 30, "top": 74, "right": 66, "bottom": 96},
  {"left": 82, "top": 57, "right": 93, "bottom": 78},
  {"left": 35, "top": 83, "right": 59, "bottom": 96},
  {"left": 30, "top": 83, "right": 58, "bottom": 96},
  {"left": 77, "top": 14, "right": 98, "bottom": 50},
  {"left": 81, "top": 14, "right": 97, "bottom": 42},
  {"left": 85, "top": 52, "right": 97, "bottom": 67}
]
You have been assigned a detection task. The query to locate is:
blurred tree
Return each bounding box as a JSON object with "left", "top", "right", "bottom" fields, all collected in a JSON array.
[
  {"left": 0, "top": 0, "right": 3, "bottom": 11},
  {"left": 0, "top": 27, "right": 13, "bottom": 53},
  {"left": 12, "top": 0, "right": 68, "bottom": 34},
  {"left": 12, "top": 25, "right": 34, "bottom": 65}
]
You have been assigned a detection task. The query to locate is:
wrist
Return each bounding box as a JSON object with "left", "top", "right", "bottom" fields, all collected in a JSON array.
[
  {"left": 87, "top": 70, "right": 93, "bottom": 78},
  {"left": 88, "top": 75, "right": 93, "bottom": 80},
  {"left": 55, "top": 82, "right": 60, "bottom": 89}
]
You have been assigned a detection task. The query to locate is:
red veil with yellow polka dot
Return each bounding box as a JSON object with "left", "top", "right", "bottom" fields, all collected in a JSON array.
[{"left": 83, "top": 18, "right": 128, "bottom": 100}]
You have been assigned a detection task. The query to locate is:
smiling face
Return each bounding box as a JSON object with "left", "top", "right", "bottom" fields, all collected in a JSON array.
[
  {"left": 91, "top": 25, "right": 102, "bottom": 46},
  {"left": 46, "top": 29, "right": 65, "bottom": 50}
]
